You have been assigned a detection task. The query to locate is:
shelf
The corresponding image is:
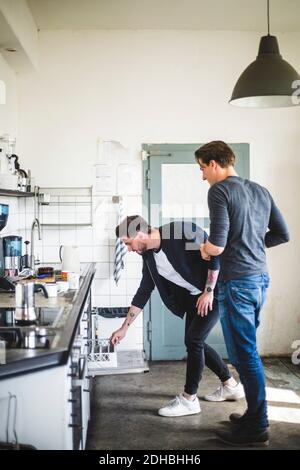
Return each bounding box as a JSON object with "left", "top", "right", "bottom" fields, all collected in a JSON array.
[
  {"left": 0, "top": 189, "right": 35, "bottom": 197},
  {"left": 41, "top": 223, "right": 92, "bottom": 227},
  {"left": 37, "top": 186, "right": 93, "bottom": 227}
]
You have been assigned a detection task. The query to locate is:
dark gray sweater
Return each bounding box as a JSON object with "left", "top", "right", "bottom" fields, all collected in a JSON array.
[{"left": 208, "top": 176, "right": 290, "bottom": 281}]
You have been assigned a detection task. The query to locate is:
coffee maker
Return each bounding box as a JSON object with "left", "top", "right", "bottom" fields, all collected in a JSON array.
[
  {"left": 3, "top": 235, "right": 22, "bottom": 276},
  {"left": 0, "top": 204, "right": 16, "bottom": 291},
  {"left": 0, "top": 203, "right": 9, "bottom": 275}
]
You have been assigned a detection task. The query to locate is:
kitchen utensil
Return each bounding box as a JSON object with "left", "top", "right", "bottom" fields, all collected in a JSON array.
[
  {"left": 56, "top": 281, "right": 69, "bottom": 292},
  {"left": 44, "top": 283, "right": 58, "bottom": 298},
  {"left": 3, "top": 236, "right": 22, "bottom": 276},
  {"left": 21, "top": 241, "right": 30, "bottom": 270},
  {"left": 59, "top": 245, "right": 80, "bottom": 273},
  {"left": 15, "top": 281, "right": 49, "bottom": 321},
  {"left": 0, "top": 204, "right": 9, "bottom": 277}
]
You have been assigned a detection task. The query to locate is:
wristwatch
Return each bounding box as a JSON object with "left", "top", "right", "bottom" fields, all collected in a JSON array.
[{"left": 205, "top": 286, "right": 213, "bottom": 293}]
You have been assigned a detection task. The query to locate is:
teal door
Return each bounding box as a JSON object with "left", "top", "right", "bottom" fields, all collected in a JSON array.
[{"left": 142, "top": 143, "right": 249, "bottom": 360}]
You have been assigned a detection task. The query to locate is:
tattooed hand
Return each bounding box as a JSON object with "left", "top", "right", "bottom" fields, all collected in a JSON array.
[
  {"left": 110, "top": 327, "right": 127, "bottom": 345},
  {"left": 196, "top": 291, "right": 214, "bottom": 317}
]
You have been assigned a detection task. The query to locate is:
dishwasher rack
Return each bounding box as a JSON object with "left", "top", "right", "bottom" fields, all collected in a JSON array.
[
  {"left": 87, "top": 338, "right": 118, "bottom": 370},
  {"left": 87, "top": 309, "right": 149, "bottom": 376}
]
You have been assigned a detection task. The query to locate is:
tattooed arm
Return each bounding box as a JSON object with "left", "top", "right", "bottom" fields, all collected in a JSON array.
[
  {"left": 110, "top": 305, "right": 142, "bottom": 345},
  {"left": 196, "top": 269, "right": 219, "bottom": 317}
]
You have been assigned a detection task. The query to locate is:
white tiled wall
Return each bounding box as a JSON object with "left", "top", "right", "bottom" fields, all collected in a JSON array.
[{"left": 0, "top": 192, "right": 144, "bottom": 350}]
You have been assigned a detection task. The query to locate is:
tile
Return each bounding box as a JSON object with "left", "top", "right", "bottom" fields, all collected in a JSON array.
[
  {"left": 93, "top": 229, "right": 109, "bottom": 246},
  {"left": 59, "top": 228, "right": 77, "bottom": 245},
  {"left": 93, "top": 245, "right": 110, "bottom": 262},
  {"left": 75, "top": 212, "right": 92, "bottom": 225},
  {"left": 43, "top": 246, "right": 61, "bottom": 263},
  {"left": 25, "top": 199, "right": 34, "bottom": 212},
  {"left": 124, "top": 251, "right": 141, "bottom": 263},
  {"left": 132, "top": 314, "right": 143, "bottom": 328},
  {"left": 126, "top": 279, "right": 141, "bottom": 296},
  {"left": 109, "top": 245, "right": 116, "bottom": 262},
  {"left": 106, "top": 212, "right": 118, "bottom": 230},
  {"left": 95, "top": 262, "right": 110, "bottom": 279},
  {"left": 59, "top": 212, "right": 77, "bottom": 225},
  {"left": 78, "top": 246, "right": 94, "bottom": 263},
  {"left": 108, "top": 296, "right": 128, "bottom": 308},
  {"left": 76, "top": 227, "right": 93, "bottom": 246},
  {"left": 110, "top": 279, "right": 126, "bottom": 296},
  {"left": 42, "top": 229, "right": 60, "bottom": 246},
  {"left": 75, "top": 205, "right": 91, "bottom": 215},
  {"left": 18, "top": 212, "right": 27, "bottom": 232},
  {"left": 41, "top": 203, "right": 59, "bottom": 214},
  {"left": 124, "top": 197, "right": 143, "bottom": 214},
  {"left": 41, "top": 213, "right": 59, "bottom": 225},
  {"left": 126, "top": 295, "right": 135, "bottom": 305},
  {"left": 109, "top": 237, "right": 116, "bottom": 247},
  {"left": 94, "top": 278, "right": 110, "bottom": 296},
  {"left": 125, "top": 262, "right": 142, "bottom": 278},
  {"left": 93, "top": 295, "right": 111, "bottom": 308}
]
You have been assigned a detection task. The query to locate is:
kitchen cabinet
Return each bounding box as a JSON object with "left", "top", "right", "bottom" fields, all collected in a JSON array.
[
  {"left": 0, "top": 359, "right": 74, "bottom": 449},
  {"left": 0, "top": 264, "right": 95, "bottom": 450}
]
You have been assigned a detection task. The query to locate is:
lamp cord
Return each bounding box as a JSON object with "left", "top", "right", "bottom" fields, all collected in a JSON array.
[{"left": 267, "top": 0, "right": 270, "bottom": 35}]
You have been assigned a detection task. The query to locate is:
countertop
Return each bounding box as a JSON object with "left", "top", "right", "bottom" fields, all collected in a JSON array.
[{"left": 0, "top": 263, "right": 96, "bottom": 379}]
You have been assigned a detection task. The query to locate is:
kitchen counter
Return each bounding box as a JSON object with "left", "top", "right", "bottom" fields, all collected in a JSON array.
[{"left": 0, "top": 263, "right": 96, "bottom": 379}]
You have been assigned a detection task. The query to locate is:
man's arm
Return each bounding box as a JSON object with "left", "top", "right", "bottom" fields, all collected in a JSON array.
[
  {"left": 201, "top": 186, "right": 229, "bottom": 259},
  {"left": 196, "top": 269, "right": 219, "bottom": 316},
  {"left": 110, "top": 259, "right": 155, "bottom": 345},
  {"left": 265, "top": 196, "right": 290, "bottom": 247},
  {"left": 110, "top": 305, "right": 142, "bottom": 345}
]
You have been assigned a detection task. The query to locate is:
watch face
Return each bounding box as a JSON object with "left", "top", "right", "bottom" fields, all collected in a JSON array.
[{"left": 206, "top": 287, "right": 212, "bottom": 292}]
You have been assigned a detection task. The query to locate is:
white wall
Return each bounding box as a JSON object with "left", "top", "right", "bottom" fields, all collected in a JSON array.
[
  {"left": 14, "top": 29, "right": 300, "bottom": 356},
  {"left": 0, "top": 52, "right": 18, "bottom": 136}
]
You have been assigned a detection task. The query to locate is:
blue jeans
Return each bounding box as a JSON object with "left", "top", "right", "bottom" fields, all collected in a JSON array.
[{"left": 218, "top": 274, "right": 269, "bottom": 432}]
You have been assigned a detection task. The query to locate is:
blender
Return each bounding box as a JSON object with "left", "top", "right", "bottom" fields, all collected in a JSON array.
[
  {"left": 0, "top": 203, "right": 9, "bottom": 276},
  {"left": 3, "top": 235, "right": 22, "bottom": 276},
  {"left": 0, "top": 204, "right": 16, "bottom": 290}
]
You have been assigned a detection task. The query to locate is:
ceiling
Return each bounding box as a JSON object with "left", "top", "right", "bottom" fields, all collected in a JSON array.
[{"left": 27, "top": 0, "right": 300, "bottom": 32}]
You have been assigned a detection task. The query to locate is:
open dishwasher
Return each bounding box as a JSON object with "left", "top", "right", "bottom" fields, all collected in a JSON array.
[{"left": 87, "top": 308, "right": 149, "bottom": 376}]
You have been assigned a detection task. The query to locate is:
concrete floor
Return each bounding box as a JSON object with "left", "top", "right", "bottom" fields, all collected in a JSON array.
[{"left": 86, "top": 358, "right": 300, "bottom": 450}]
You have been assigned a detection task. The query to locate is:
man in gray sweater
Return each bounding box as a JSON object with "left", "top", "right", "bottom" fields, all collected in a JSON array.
[{"left": 195, "top": 141, "right": 289, "bottom": 447}]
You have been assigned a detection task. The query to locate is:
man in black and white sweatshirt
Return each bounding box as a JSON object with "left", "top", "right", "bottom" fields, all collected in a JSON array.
[{"left": 110, "top": 215, "right": 244, "bottom": 417}]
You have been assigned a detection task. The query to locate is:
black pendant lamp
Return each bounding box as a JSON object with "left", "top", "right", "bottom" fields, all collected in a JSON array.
[{"left": 230, "top": 0, "right": 300, "bottom": 107}]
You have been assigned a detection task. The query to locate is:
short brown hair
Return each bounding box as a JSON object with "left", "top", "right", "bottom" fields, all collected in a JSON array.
[
  {"left": 116, "top": 215, "right": 152, "bottom": 238},
  {"left": 195, "top": 141, "right": 235, "bottom": 168}
]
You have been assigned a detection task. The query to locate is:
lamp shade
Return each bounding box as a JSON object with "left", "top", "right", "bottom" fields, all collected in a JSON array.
[{"left": 230, "top": 35, "right": 300, "bottom": 107}]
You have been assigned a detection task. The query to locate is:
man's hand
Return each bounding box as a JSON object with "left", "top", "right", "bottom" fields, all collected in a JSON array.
[
  {"left": 200, "top": 243, "right": 211, "bottom": 261},
  {"left": 196, "top": 291, "right": 214, "bottom": 317},
  {"left": 110, "top": 327, "right": 127, "bottom": 345}
]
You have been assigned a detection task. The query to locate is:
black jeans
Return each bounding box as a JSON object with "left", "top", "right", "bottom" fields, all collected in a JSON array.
[{"left": 184, "top": 294, "right": 231, "bottom": 395}]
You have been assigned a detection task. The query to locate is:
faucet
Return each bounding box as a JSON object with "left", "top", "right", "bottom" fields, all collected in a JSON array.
[{"left": 30, "top": 218, "right": 41, "bottom": 270}]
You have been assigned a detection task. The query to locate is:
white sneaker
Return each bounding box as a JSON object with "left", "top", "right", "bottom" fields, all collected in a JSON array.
[
  {"left": 158, "top": 394, "right": 201, "bottom": 417},
  {"left": 204, "top": 382, "right": 245, "bottom": 402}
]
